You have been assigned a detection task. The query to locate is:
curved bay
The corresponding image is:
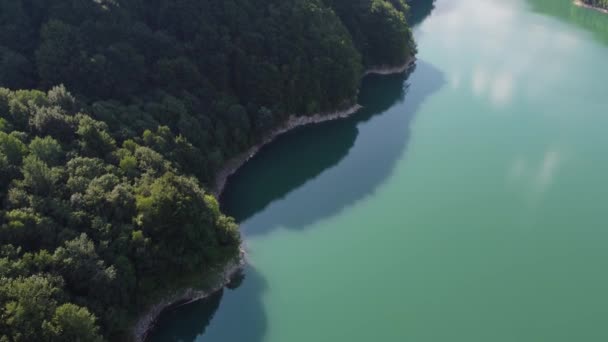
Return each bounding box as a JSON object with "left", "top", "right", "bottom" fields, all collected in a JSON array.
[{"left": 151, "top": 0, "right": 608, "bottom": 341}]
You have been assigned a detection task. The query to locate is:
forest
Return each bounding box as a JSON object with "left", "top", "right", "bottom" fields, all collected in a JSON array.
[
  {"left": 0, "top": 0, "right": 416, "bottom": 340},
  {"left": 583, "top": 0, "right": 608, "bottom": 10}
]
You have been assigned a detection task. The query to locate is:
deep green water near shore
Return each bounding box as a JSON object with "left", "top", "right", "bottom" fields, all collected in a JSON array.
[{"left": 150, "top": 0, "right": 608, "bottom": 341}]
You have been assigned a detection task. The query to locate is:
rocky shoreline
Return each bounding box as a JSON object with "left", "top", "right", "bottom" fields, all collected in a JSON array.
[
  {"left": 211, "top": 103, "right": 363, "bottom": 197},
  {"left": 132, "top": 253, "right": 245, "bottom": 342},
  {"left": 132, "top": 57, "right": 416, "bottom": 342},
  {"left": 364, "top": 60, "right": 414, "bottom": 76},
  {"left": 212, "top": 57, "right": 416, "bottom": 198},
  {"left": 574, "top": 0, "right": 608, "bottom": 14}
]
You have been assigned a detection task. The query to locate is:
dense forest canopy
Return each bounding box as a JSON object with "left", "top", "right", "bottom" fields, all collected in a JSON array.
[{"left": 0, "top": 0, "right": 416, "bottom": 340}]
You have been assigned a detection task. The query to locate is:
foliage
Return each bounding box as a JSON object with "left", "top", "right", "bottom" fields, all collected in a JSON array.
[
  {"left": 0, "top": 90, "right": 240, "bottom": 341},
  {"left": 325, "top": 0, "right": 416, "bottom": 66},
  {"left": 0, "top": 0, "right": 417, "bottom": 340}
]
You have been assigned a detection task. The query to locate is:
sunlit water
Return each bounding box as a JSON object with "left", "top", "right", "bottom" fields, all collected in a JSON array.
[{"left": 151, "top": 0, "right": 608, "bottom": 341}]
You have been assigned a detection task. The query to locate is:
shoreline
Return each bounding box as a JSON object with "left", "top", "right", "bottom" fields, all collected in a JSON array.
[
  {"left": 574, "top": 0, "right": 608, "bottom": 14},
  {"left": 134, "top": 56, "right": 416, "bottom": 342},
  {"left": 363, "top": 61, "right": 414, "bottom": 76},
  {"left": 212, "top": 57, "right": 416, "bottom": 198},
  {"left": 210, "top": 103, "right": 362, "bottom": 198},
  {"left": 132, "top": 252, "right": 245, "bottom": 342}
]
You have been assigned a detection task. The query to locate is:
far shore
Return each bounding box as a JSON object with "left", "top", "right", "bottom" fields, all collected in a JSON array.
[
  {"left": 574, "top": 0, "right": 608, "bottom": 14},
  {"left": 212, "top": 56, "right": 416, "bottom": 198}
]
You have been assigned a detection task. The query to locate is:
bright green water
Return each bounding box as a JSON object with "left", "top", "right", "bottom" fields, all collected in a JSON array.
[{"left": 151, "top": 0, "right": 608, "bottom": 341}]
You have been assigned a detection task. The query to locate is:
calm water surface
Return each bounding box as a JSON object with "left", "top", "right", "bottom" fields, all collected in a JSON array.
[{"left": 152, "top": 0, "right": 608, "bottom": 341}]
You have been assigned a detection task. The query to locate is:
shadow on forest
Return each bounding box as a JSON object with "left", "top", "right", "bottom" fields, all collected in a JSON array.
[{"left": 221, "top": 59, "right": 445, "bottom": 236}]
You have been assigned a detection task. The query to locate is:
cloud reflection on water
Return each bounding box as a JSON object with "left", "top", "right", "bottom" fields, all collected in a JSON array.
[
  {"left": 420, "top": 0, "right": 583, "bottom": 108},
  {"left": 508, "top": 149, "right": 565, "bottom": 201}
]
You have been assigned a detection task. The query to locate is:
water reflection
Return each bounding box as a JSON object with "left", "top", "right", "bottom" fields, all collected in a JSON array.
[
  {"left": 150, "top": 2, "right": 442, "bottom": 341},
  {"left": 150, "top": 290, "right": 223, "bottom": 342},
  {"left": 153, "top": 59, "right": 445, "bottom": 342},
  {"left": 221, "top": 0, "right": 442, "bottom": 226},
  {"left": 222, "top": 60, "right": 445, "bottom": 235},
  {"left": 423, "top": 0, "right": 590, "bottom": 108},
  {"left": 150, "top": 267, "right": 268, "bottom": 342},
  {"left": 507, "top": 148, "right": 565, "bottom": 201},
  {"left": 149, "top": 0, "right": 608, "bottom": 340}
]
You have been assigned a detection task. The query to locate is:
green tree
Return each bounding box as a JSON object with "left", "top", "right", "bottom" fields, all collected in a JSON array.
[
  {"left": 21, "top": 155, "right": 59, "bottom": 196},
  {"left": 53, "top": 234, "right": 115, "bottom": 297},
  {"left": 119, "top": 155, "right": 138, "bottom": 178},
  {"left": 0, "top": 275, "right": 63, "bottom": 342},
  {"left": 29, "top": 136, "right": 64, "bottom": 166},
  {"left": 43, "top": 303, "right": 103, "bottom": 342},
  {"left": 75, "top": 116, "right": 116, "bottom": 158},
  {"left": 30, "top": 106, "right": 75, "bottom": 141},
  {"left": 47, "top": 85, "right": 78, "bottom": 115},
  {"left": 1, "top": 208, "right": 56, "bottom": 251},
  {"left": 5, "top": 89, "right": 48, "bottom": 131},
  {"left": 135, "top": 172, "right": 239, "bottom": 271},
  {"left": 0, "top": 131, "right": 27, "bottom": 166}
]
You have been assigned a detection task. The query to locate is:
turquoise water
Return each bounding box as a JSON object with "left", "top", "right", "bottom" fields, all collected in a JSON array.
[{"left": 151, "top": 0, "right": 608, "bottom": 341}]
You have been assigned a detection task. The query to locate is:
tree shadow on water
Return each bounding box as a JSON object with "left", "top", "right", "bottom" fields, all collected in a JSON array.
[
  {"left": 149, "top": 265, "right": 268, "bottom": 342},
  {"left": 222, "top": 60, "right": 445, "bottom": 236},
  {"left": 149, "top": 4, "right": 443, "bottom": 340},
  {"left": 149, "top": 61, "right": 445, "bottom": 342}
]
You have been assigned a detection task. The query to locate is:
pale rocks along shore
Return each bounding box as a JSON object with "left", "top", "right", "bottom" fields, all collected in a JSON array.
[
  {"left": 133, "top": 253, "right": 245, "bottom": 342},
  {"left": 211, "top": 103, "right": 363, "bottom": 198},
  {"left": 132, "top": 57, "right": 415, "bottom": 342}
]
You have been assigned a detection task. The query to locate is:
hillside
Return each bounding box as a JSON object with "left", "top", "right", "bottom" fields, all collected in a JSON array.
[{"left": 0, "top": 0, "right": 416, "bottom": 340}]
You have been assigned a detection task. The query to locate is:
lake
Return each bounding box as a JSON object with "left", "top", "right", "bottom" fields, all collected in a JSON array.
[{"left": 151, "top": 0, "right": 608, "bottom": 341}]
